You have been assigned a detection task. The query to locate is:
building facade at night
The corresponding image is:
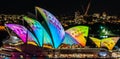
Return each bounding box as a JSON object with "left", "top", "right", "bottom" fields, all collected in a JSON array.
[{"left": 0, "top": 7, "right": 120, "bottom": 59}]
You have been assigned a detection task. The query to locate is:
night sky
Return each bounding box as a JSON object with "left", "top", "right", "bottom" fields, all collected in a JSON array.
[{"left": 0, "top": 0, "right": 120, "bottom": 15}]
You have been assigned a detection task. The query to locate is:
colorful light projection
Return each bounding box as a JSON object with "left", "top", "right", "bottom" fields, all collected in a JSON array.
[
  {"left": 79, "top": 26, "right": 89, "bottom": 37},
  {"left": 5, "top": 24, "right": 27, "bottom": 43},
  {"left": 27, "top": 30, "right": 39, "bottom": 46},
  {"left": 98, "top": 25, "right": 115, "bottom": 38},
  {"left": 89, "top": 37, "right": 101, "bottom": 48},
  {"left": 62, "top": 32, "right": 78, "bottom": 45},
  {"left": 90, "top": 37, "right": 120, "bottom": 50},
  {"left": 66, "top": 26, "right": 89, "bottom": 47},
  {"left": 35, "top": 7, "right": 65, "bottom": 48},
  {"left": 23, "top": 16, "right": 53, "bottom": 47},
  {"left": 0, "top": 26, "right": 5, "bottom": 30},
  {"left": 27, "top": 41, "right": 38, "bottom": 46},
  {"left": 5, "top": 24, "right": 39, "bottom": 46}
]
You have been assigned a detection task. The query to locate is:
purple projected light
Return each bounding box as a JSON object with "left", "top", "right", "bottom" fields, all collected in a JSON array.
[{"left": 5, "top": 24, "right": 27, "bottom": 43}]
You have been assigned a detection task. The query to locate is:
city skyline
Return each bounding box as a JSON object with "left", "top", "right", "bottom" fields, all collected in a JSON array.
[{"left": 0, "top": 0, "right": 120, "bottom": 15}]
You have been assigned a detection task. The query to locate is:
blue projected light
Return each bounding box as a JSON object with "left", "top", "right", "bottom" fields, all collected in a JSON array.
[
  {"left": 23, "top": 16, "right": 53, "bottom": 47},
  {"left": 63, "top": 32, "right": 78, "bottom": 45},
  {"left": 36, "top": 7, "right": 65, "bottom": 48}
]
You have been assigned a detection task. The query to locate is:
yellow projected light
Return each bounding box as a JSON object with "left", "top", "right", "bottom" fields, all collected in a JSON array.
[{"left": 90, "top": 37, "right": 119, "bottom": 50}]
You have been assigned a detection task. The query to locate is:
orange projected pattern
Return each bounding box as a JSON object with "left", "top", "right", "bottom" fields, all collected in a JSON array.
[
  {"left": 66, "top": 26, "right": 88, "bottom": 47},
  {"left": 0, "top": 26, "right": 5, "bottom": 30},
  {"left": 90, "top": 37, "right": 119, "bottom": 50},
  {"left": 27, "top": 41, "right": 38, "bottom": 46},
  {"left": 75, "top": 34, "right": 86, "bottom": 47}
]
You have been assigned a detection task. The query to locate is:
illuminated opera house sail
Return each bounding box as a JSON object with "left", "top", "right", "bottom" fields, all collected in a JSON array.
[
  {"left": 35, "top": 7, "right": 65, "bottom": 48},
  {"left": 90, "top": 37, "right": 119, "bottom": 50},
  {"left": 5, "top": 24, "right": 39, "bottom": 46},
  {"left": 66, "top": 26, "right": 89, "bottom": 47},
  {"left": 23, "top": 16, "right": 53, "bottom": 47}
]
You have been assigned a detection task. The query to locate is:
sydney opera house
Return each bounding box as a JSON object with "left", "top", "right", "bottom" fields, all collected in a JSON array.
[{"left": 0, "top": 7, "right": 119, "bottom": 59}]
